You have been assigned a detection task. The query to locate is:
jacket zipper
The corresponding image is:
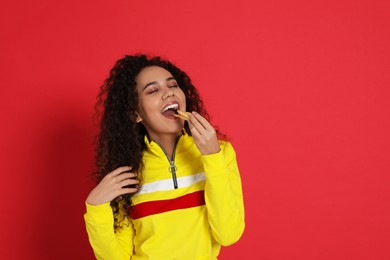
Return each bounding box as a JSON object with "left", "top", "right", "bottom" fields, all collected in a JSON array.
[{"left": 154, "top": 136, "right": 181, "bottom": 189}]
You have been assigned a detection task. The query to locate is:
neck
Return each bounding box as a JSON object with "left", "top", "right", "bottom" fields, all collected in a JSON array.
[{"left": 150, "top": 133, "right": 181, "bottom": 160}]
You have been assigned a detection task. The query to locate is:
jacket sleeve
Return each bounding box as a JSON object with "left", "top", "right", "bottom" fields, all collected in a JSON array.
[
  {"left": 202, "top": 141, "right": 245, "bottom": 246},
  {"left": 84, "top": 202, "right": 134, "bottom": 260}
]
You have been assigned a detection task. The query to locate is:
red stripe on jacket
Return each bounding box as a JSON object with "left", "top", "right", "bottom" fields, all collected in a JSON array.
[{"left": 130, "top": 190, "right": 205, "bottom": 219}]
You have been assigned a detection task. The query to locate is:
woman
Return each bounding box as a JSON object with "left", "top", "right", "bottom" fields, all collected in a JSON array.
[{"left": 84, "top": 54, "right": 245, "bottom": 259}]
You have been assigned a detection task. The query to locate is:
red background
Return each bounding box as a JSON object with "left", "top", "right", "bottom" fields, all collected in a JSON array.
[{"left": 1, "top": 0, "right": 389, "bottom": 259}]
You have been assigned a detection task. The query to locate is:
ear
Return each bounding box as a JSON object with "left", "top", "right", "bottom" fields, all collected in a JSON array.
[{"left": 135, "top": 112, "right": 143, "bottom": 123}]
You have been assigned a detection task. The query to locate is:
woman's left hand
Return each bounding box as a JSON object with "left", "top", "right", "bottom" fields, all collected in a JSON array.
[{"left": 188, "top": 111, "right": 220, "bottom": 155}]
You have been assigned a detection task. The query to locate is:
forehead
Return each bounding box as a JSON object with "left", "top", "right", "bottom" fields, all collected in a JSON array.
[{"left": 135, "top": 66, "right": 173, "bottom": 85}]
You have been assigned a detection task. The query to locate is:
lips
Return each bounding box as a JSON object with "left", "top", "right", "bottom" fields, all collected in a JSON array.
[
  {"left": 161, "top": 101, "right": 180, "bottom": 119},
  {"left": 161, "top": 102, "right": 179, "bottom": 113}
]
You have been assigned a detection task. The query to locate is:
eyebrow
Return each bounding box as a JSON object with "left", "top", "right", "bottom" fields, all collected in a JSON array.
[{"left": 143, "top": 77, "right": 177, "bottom": 90}]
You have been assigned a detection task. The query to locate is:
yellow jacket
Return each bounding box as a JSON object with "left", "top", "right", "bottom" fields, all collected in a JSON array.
[{"left": 84, "top": 133, "right": 245, "bottom": 259}]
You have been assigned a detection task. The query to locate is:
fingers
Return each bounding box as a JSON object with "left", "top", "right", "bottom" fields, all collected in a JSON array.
[
  {"left": 107, "top": 166, "right": 137, "bottom": 183},
  {"left": 119, "top": 177, "right": 139, "bottom": 187},
  {"left": 191, "top": 112, "right": 213, "bottom": 130},
  {"left": 187, "top": 112, "right": 220, "bottom": 155},
  {"left": 112, "top": 173, "right": 140, "bottom": 198},
  {"left": 107, "top": 166, "right": 139, "bottom": 192},
  {"left": 117, "top": 172, "right": 137, "bottom": 182},
  {"left": 110, "top": 166, "right": 133, "bottom": 176},
  {"left": 87, "top": 167, "right": 139, "bottom": 205},
  {"left": 188, "top": 112, "right": 216, "bottom": 138},
  {"left": 118, "top": 187, "right": 139, "bottom": 196},
  {"left": 188, "top": 112, "right": 204, "bottom": 134},
  {"left": 188, "top": 112, "right": 216, "bottom": 135},
  {"left": 188, "top": 113, "right": 202, "bottom": 137}
]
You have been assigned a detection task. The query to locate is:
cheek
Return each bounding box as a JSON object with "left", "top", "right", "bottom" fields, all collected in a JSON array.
[
  {"left": 177, "top": 89, "right": 186, "bottom": 100},
  {"left": 138, "top": 99, "right": 158, "bottom": 118},
  {"left": 137, "top": 101, "right": 148, "bottom": 118}
]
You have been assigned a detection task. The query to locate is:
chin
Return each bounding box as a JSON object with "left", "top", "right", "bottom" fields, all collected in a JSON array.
[{"left": 167, "top": 125, "right": 184, "bottom": 134}]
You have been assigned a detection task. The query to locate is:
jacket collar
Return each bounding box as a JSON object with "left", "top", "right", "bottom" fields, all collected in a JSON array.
[{"left": 144, "top": 129, "right": 193, "bottom": 155}]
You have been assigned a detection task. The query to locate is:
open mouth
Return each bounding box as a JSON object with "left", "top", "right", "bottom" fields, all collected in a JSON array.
[{"left": 161, "top": 103, "right": 179, "bottom": 118}]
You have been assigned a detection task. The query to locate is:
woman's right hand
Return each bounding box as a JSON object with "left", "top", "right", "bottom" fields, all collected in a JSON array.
[{"left": 86, "top": 166, "right": 139, "bottom": 206}]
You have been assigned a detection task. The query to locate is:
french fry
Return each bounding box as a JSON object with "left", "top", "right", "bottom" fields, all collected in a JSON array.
[{"left": 174, "top": 110, "right": 189, "bottom": 121}]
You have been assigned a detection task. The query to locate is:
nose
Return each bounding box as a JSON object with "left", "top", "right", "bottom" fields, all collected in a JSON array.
[{"left": 162, "top": 86, "right": 175, "bottom": 100}]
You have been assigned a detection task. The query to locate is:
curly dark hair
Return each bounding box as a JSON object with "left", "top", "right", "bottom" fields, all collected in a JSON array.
[{"left": 94, "top": 54, "right": 224, "bottom": 230}]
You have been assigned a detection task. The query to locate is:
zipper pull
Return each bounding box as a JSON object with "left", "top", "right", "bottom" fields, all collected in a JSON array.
[{"left": 169, "top": 163, "right": 178, "bottom": 189}]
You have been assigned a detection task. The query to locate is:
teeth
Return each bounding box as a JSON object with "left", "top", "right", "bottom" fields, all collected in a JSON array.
[{"left": 162, "top": 103, "right": 179, "bottom": 113}]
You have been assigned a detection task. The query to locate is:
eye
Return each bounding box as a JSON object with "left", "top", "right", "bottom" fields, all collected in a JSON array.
[
  {"left": 168, "top": 84, "right": 179, "bottom": 88},
  {"left": 146, "top": 87, "right": 159, "bottom": 94}
]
